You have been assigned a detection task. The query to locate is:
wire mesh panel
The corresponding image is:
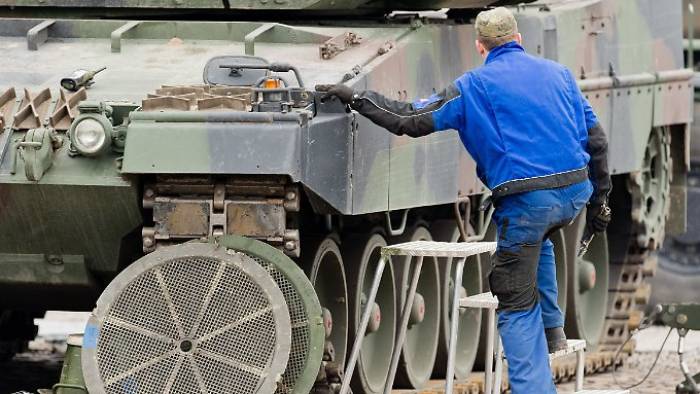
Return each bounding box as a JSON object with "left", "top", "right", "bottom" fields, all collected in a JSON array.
[
  {"left": 253, "top": 256, "right": 309, "bottom": 394},
  {"left": 82, "top": 242, "right": 292, "bottom": 394},
  {"left": 216, "top": 235, "right": 325, "bottom": 394}
]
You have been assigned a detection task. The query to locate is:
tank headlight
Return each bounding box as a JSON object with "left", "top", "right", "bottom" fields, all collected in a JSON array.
[{"left": 69, "top": 114, "right": 112, "bottom": 156}]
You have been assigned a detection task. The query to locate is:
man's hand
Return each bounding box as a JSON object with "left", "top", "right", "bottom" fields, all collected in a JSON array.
[
  {"left": 585, "top": 202, "right": 611, "bottom": 235},
  {"left": 315, "top": 84, "right": 354, "bottom": 105},
  {"left": 578, "top": 202, "right": 611, "bottom": 256}
]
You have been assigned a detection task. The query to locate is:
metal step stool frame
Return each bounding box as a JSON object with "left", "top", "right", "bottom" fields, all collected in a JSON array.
[
  {"left": 339, "top": 240, "right": 497, "bottom": 394},
  {"left": 460, "top": 291, "right": 500, "bottom": 394}
]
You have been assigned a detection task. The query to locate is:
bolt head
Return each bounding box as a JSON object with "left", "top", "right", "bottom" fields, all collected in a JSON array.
[{"left": 677, "top": 314, "right": 689, "bottom": 325}]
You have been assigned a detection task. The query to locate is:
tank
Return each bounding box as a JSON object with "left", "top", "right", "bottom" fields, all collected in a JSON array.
[
  {"left": 651, "top": 0, "right": 700, "bottom": 309},
  {"left": 0, "top": 0, "right": 693, "bottom": 392}
]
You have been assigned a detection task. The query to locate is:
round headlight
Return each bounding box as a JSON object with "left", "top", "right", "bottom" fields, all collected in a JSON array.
[{"left": 70, "top": 115, "right": 112, "bottom": 156}]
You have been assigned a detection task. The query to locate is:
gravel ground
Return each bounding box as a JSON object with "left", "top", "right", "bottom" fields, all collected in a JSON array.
[
  {"left": 558, "top": 326, "right": 700, "bottom": 394},
  {"left": 0, "top": 313, "right": 698, "bottom": 393}
]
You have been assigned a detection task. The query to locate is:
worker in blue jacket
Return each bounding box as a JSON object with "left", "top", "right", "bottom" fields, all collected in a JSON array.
[{"left": 318, "top": 6, "right": 612, "bottom": 392}]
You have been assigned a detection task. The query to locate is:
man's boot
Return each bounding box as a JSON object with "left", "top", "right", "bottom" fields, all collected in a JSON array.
[{"left": 545, "top": 327, "right": 567, "bottom": 353}]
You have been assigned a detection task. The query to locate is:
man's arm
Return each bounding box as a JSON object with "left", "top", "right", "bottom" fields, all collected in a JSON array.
[
  {"left": 566, "top": 70, "right": 611, "bottom": 205},
  {"left": 568, "top": 70, "right": 612, "bottom": 234},
  {"left": 316, "top": 83, "right": 464, "bottom": 137},
  {"left": 586, "top": 121, "right": 611, "bottom": 205}
]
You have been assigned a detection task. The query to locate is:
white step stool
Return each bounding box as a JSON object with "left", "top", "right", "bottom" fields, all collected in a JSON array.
[
  {"left": 338, "top": 240, "right": 628, "bottom": 394},
  {"left": 339, "top": 240, "right": 497, "bottom": 394}
]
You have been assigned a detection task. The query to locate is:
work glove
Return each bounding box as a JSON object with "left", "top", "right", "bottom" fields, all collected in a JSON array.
[
  {"left": 315, "top": 84, "right": 355, "bottom": 105},
  {"left": 585, "top": 202, "right": 611, "bottom": 235}
]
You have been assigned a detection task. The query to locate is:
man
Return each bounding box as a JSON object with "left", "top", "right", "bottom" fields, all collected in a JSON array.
[{"left": 318, "top": 6, "right": 612, "bottom": 393}]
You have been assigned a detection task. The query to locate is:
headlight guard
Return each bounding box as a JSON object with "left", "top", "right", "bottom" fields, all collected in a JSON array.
[{"left": 69, "top": 111, "right": 112, "bottom": 157}]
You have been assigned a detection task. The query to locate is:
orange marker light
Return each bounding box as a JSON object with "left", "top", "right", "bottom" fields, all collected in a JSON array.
[{"left": 263, "top": 79, "right": 281, "bottom": 89}]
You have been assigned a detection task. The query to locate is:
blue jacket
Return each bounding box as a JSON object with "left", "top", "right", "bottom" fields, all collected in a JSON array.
[{"left": 350, "top": 41, "right": 610, "bottom": 201}]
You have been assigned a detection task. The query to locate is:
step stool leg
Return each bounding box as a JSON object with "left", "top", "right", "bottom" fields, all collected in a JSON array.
[
  {"left": 492, "top": 336, "right": 503, "bottom": 394},
  {"left": 445, "top": 257, "right": 466, "bottom": 394},
  {"left": 484, "top": 307, "right": 496, "bottom": 394},
  {"left": 340, "top": 255, "right": 388, "bottom": 394},
  {"left": 575, "top": 347, "right": 584, "bottom": 391},
  {"left": 383, "top": 256, "right": 424, "bottom": 394}
]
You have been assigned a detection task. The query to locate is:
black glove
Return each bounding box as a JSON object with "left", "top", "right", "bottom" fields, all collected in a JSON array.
[
  {"left": 585, "top": 202, "right": 611, "bottom": 235},
  {"left": 315, "top": 84, "right": 355, "bottom": 105}
]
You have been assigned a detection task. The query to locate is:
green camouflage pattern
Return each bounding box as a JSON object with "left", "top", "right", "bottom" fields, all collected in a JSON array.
[
  {"left": 0, "top": 0, "right": 692, "bottom": 324},
  {"left": 0, "top": 0, "right": 530, "bottom": 11}
]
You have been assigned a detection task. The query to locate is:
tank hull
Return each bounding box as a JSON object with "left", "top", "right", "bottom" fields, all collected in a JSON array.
[{"left": 0, "top": 0, "right": 693, "bottom": 390}]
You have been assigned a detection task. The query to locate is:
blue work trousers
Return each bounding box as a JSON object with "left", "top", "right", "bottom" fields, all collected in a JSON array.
[{"left": 489, "top": 180, "right": 592, "bottom": 394}]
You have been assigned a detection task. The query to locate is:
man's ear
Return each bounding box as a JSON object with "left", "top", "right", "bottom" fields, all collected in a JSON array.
[
  {"left": 475, "top": 40, "right": 487, "bottom": 58},
  {"left": 515, "top": 33, "right": 523, "bottom": 45}
]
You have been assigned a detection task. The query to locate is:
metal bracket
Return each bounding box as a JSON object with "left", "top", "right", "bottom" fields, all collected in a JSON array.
[
  {"left": 454, "top": 196, "right": 471, "bottom": 241},
  {"left": 13, "top": 128, "right": 54, "bottom": 182},
  {"left": 27, "top": 20, "right": 55, "bottom": 51},
  {"left": 245, "top": 23, "right": 276, "bottom": 56},
  {"left": 111, "top": 21, "right": 141, "bottom": 53},
  {"left": 319, "top": 32, "right": 362, "bottom": 60},
  {"left": 455, "top": 194, "right": 495, "bottom": 242},
  {"left": 0, "top": 91, "right": 22, "bottom": 165},
  {"left": 385, "top": 210, "right": 409, "bottom": 237}
]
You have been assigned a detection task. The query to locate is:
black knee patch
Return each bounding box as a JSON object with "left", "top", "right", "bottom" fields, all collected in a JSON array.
[{"left": 489, "top": 243, "right": 541, "bottom": 312}]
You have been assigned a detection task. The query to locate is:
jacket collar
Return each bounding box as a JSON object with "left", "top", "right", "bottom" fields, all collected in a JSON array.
[{"left": 485, "top": 41, "right": 525, "bottom": 64}]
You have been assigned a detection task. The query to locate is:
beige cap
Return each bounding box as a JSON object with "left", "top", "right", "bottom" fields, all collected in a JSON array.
[{"left": 475, "top": 7, "right": 518, "bottom": 38}]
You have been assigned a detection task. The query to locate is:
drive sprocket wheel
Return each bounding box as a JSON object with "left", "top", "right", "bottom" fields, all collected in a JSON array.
[
  {"left": 600, "top": 127, "right": 672, "bottom": 353},
  {"left": 627, "top": 126, "right": 672, "bottom": 251}
]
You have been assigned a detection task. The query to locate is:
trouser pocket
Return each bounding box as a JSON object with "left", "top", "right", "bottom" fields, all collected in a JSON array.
[{"left": 489, "top": 242, "right": 541, "bottom": 312}]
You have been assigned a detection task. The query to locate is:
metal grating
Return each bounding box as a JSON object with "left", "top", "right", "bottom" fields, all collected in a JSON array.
[
  {"left": 249, "top": 254, "right": 310, "bottom": 394},
  {"left": 84, "top": 244, "right": 291, "bottom": 394},
  {"left": 381, "top": 241, "right": 497, "bottom": 258}
]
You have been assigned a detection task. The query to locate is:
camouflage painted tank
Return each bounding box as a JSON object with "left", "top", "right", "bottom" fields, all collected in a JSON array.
[
  {"left": 0, "top": 0, "right": 693, "bottom": 393},
  {"left": 651, "top": 0, "right": 700, "bottom": 310}
]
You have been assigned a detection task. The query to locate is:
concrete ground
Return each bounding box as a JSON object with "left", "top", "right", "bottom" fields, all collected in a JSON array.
[{"left": 1, "top": 312, "right": 699, "bottom": 393}]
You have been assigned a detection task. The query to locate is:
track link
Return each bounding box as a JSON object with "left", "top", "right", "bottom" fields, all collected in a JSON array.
[{"left": 391, "top": 350, "right": 628, "bottom": 394}]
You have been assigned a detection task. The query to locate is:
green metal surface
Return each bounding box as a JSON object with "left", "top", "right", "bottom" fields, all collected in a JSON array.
[
  {"left": 54, "top": 334, "right": 88, "bottom": 394},
  {"left": 660, "top": 304, "right": 700, "bottom": 330},
  {"left": 0, "top": 0, "right": 532, "bottom": 12},
  {"left": 0, "top": 181, "right": 141, "bottom": 274}
]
